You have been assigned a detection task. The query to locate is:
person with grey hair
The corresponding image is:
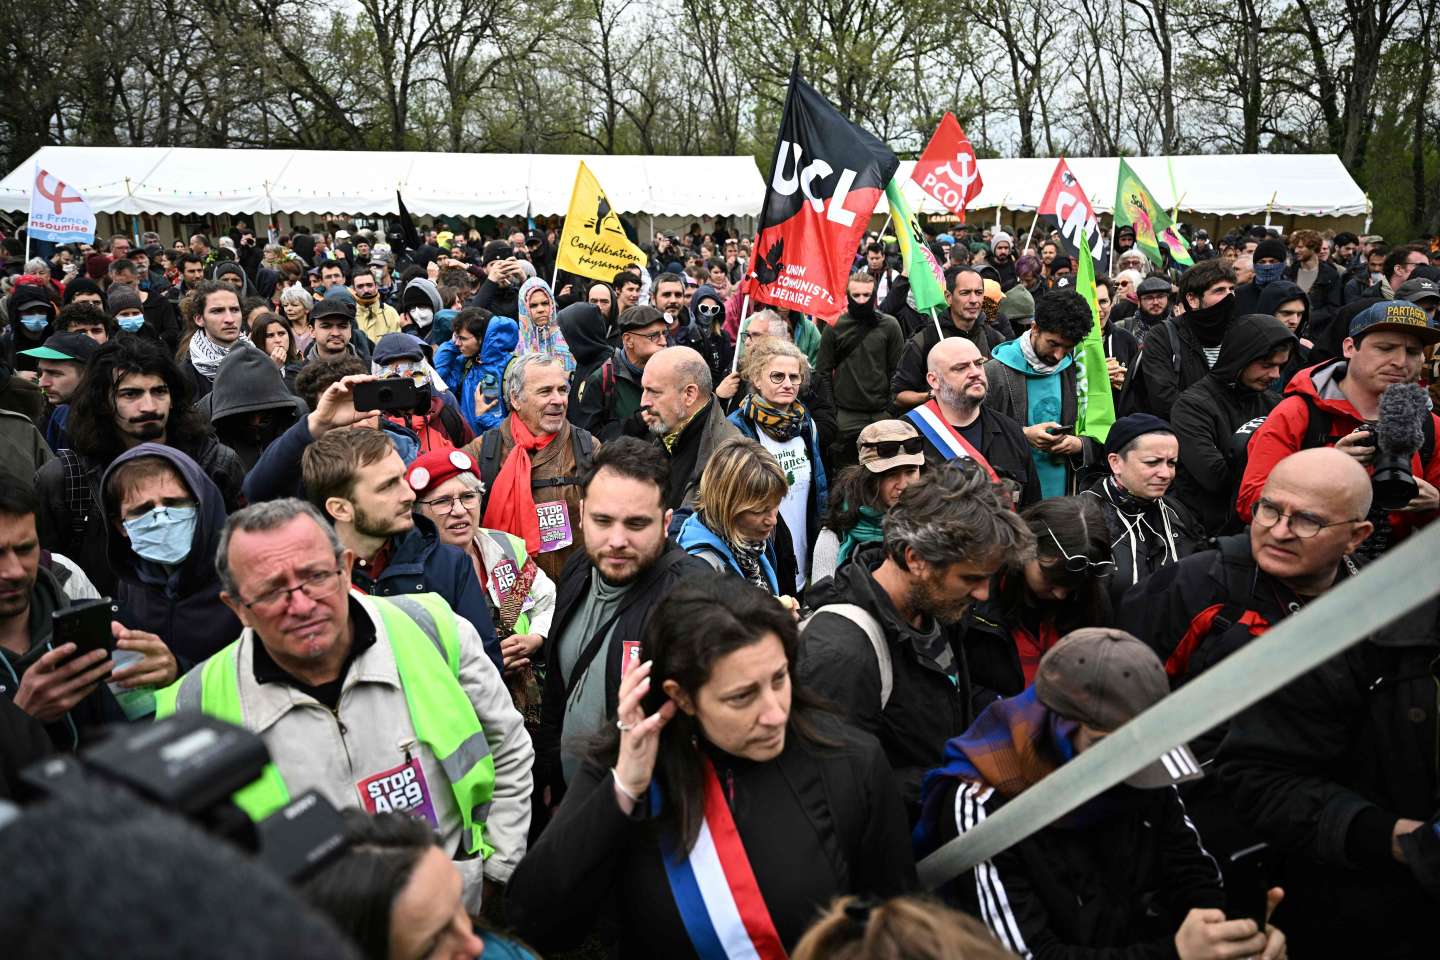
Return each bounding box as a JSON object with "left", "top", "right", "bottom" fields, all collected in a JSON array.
[
  {"left": 277, "top": 284, "right": 315, "bottom": 354},
  {"left": 464, "top": 350, "right": 598, "bottom": 581},
  {"left": 800, "top": 459, "right": 1034, "bottom": 813},
  {"left": 639, "top": 344, "right": 739, "bottom": 524},
  {"left": 157, "top": 495, "right": 534, "bottom": 916}
]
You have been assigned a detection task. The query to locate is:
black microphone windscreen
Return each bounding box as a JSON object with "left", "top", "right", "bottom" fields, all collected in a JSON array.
[{"left": 1376, "top": 383, "right": 1430, "bottom": 457}]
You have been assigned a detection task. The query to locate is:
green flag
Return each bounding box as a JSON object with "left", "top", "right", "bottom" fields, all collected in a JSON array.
[
  {"left": 1075, "top": 229, "right": 1115, "bottom": 443},
  {"left": 1114, "top": 159, "right": 1191, "bottom": 267},
  {"left": 885, "top": 178, "right": 946, "bottom": 312}
]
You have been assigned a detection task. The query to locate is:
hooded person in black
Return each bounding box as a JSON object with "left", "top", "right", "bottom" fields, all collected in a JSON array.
[
  {"left": 1168, "top": 314, "right": 1297, "bottom": 535},
  {"left": 1254, "top": 279, "right": 1311, "bottom": 389},
  {"left": 196, "top": 345, "right": 309, "bottom": 471},
  {"left": 557, "top": 301, "right": 611, "bottom": 407},
  {"left": 677, "top": 283, "right": 733, "bottom": 388},
  {"left": 211, "top": 261, "right": 254, "bottom": 300},
  {"left": 100, "top": 443, "right": 242, "bottom": 667},
  {"left": 814, "top": 273, "right": 905, "bottom": 470},
  {"left": 289, "top": 233, "right": 316, "bottom": 268}
]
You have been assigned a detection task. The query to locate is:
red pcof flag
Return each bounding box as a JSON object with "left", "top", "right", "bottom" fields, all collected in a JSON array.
[
  {"left": 749, "top": 65, "right": 899, "bottom": 321},
  {"left": 910, "top": 112, "right": 983, "bottom": 221},
  {"left": 1036, "top": 158, "right": 1107, "bottom": 269}
]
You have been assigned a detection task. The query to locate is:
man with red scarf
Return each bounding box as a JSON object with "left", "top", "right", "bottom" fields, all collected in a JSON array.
[{"left": 466, "top": 353, "right": 598, "bottom": 582}]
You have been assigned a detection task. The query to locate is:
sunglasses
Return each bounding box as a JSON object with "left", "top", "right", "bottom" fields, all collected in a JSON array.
[
  {"left": 862, "top": 436, "right": 924, "bottom": 459},
  {"left": 1044, "top": 527, "right": 1115, "bottom": 577},
  {"left": 698, "top": 303, "right": 723, "bottom": 318}
]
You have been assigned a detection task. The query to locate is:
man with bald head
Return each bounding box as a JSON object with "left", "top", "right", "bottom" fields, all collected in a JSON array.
[
  {"left": 1119, "top": 447, "right": 1374, "bottom": 881},
  {"left": 1122, "top": 446, "right": 1373, "bottom": 685},
  {"left": 639, "top": 345, "right": 739, "bottom": 522},
  {"left": 908, "top": 337, "right": 1038, "bottom": 506},
  {"left": 891, "top": 265, "right": 1007, "bottom": 413}
]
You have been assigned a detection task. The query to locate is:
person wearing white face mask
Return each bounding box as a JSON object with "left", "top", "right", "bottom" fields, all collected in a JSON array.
[
  {"left": 400, "top": 276, "right": 443, "bottom": 340},
  {"left": 101, "top": 443, "right": 241, "bottom": 667}
]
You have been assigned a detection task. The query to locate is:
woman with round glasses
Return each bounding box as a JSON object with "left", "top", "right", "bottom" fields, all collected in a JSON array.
[
  {"left": 405, "top": 447, "right": 554, "bottom": 718},
  {"left": 966, "top": 496, "right": 1115, "bottom": 708},
  {"left": 1082, "top": 413, "right": 1199, "bottom": 608},
  {"left": 729, "top": 336, "right": 828, "bottom": 590},
  {"left": 811, "top": 420, "right": 925, "bottom": 583}
]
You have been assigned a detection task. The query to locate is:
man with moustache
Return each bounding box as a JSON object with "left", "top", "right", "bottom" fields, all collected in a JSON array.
[
  {"left": 800, "top": 461, "right": 1033, "bottom": 811},
  {"left": 34, "top": 337, "right": 244, "bottom": 593},
  {"left": 534, "top": 438, "right": 708, "bottom": 800},
  {"left": 300, "top": 426, "right": 501, "bottom": 671}
]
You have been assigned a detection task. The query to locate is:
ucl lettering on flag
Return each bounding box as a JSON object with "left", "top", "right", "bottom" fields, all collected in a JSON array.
[
  {"left": 910, "top": 112, "right": 983, "bottom": 221},
  {"left": 1036, "top": 159, "right": 1106, "bottom": 270},
  {"left": 27, "top": 164, "right": 97, "bottom": 244},
  {"left": 748, "top": 62, "right": 899, "bottom": 322}
]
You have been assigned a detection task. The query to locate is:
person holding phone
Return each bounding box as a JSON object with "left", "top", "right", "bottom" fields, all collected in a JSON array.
[
  {"left": 984, "top": 289, "right": 1105, "bottom": 498},
  {"left": 0, "top": 485, "right": 177, "bottom": 750}
]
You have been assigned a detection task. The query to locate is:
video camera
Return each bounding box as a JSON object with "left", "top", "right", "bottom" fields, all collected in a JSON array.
[{"left": 9, "top": 713, "right": 347, "bottom": 884}]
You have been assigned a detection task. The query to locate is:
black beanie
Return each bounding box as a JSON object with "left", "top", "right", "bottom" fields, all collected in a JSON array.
[
  {"left": 1105, "top": 413, "right": 1174, "bottom": 457},
  {"left": 1254, "top": 238, "right": 1289, "bottom": 264}
]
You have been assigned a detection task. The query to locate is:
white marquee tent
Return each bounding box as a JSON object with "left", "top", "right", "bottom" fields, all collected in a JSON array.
[
  {"left": 0, "top": 146, "right": 767, "bottom": 219},
  {"left": 0, "top": 147, "right": 1367, "bottom": 226},
  {"left": 883, "top": 154, "right": 1368, "bottom": 218}
]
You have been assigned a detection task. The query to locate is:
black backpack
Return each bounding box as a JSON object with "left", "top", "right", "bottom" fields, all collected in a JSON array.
[{"left": 476, "top": 425, "right": 596, "bottom": 512}]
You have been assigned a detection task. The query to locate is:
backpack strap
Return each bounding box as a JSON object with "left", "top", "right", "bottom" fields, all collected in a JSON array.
[
  {"left": 803, "top": 603, "right": 892, "bottom": 708},
  {"left": 1162, "top": 319, "right": 1182, "bottom": 374},
  {"left": 477, "top": 429, "right": 504, "bottom": 502},
  {"left": 600, "top": 359, "right": 616, "bottom": 409},
  {"left": 57, "top": 449, "right": 93, "bottom": 537}
]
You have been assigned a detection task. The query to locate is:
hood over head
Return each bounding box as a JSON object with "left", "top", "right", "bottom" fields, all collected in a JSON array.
[
  {"left": 1208, "top": 313, "right": 1299, "bottom": 387},
  {"left": 199, "top": 345, "right": 307, "bottom": 422},
  {"left": 689, "top": 283, "right": 724, "bottom": 318},
  {"left": 290, "top": 234, "right": 316, "bottom": 267},
  {"left": 516, "top": 276, "right": 556, "bottom": 323},
  {"left": 101, "top": 442, "right": 228, "bottom": 590},
  {"left": 557, "top": 302, "right": 610, "bottom": 367},
  {"left": 1255, "top": 279, "right": 1310, "bottom": 337}
]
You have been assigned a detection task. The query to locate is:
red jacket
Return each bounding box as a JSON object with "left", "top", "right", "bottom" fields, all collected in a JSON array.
[{"left": 1237, "top": 358, "right": 1440, "bottom": 542}]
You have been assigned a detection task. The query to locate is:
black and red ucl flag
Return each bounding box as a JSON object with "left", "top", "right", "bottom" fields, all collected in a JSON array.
[
  {"left": 1035, "top": 158, "right": 1107, "bottom": 270},
  {"left": 748, "top": 65, "right": 898, "bottom": 321}
]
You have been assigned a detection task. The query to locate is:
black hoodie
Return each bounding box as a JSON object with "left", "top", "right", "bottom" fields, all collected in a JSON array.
[
  {"left": 556, "top": 302, "right": 610, "bottom": 399},
  {"left": 1169, "top": 314, "right": 1298, "bottom": 534},
  {"left": 100, "top": 442, "right": 243, "bottom": 667},
  {"left": 196, "top": 346, "right": 308, "bottom": 470},
  {"left": 1255, "top": 279, "right": 1312, "bottom": 387}
]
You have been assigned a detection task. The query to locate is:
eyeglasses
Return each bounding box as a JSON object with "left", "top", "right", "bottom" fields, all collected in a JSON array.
[
  {"left": 862, "top": 436, "right": 924, "bottom": 458},
  {"left": 1253, "top": 498, "right": 1360, "bottom": 539},
  {"left": 767, "top": 371, "right": 803, "bottom": 385},
  {"left": 419, "top": 491, "right": 480, "bottom": 514},
  {"left": 242, "top": 568, "right": 344, "bottom": 613},
  {"left": 626, "top": 328, "right": 666, "bottom": 344},
  {"left": 1044, "top": 527, "right": 1115, "bottom": 577}
]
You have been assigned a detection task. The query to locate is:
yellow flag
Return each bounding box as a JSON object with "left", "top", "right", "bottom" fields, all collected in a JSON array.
[{"left": 554, "top": 162, "right": 646, "bottom": 281}]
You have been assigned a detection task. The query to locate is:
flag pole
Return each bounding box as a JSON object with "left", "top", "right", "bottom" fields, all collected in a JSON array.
[
  {"left": 930, "top": 306, "right": 944, "bottom": 340},
  {"left": 730, "top": 294, "right": 752, "bottom": 374},
  {"left": 1107, "top": 218, "right": 1117, "bottom": 274},
  {"left": 1022, "top": 210, "right": 1041, "bottom": 255}
]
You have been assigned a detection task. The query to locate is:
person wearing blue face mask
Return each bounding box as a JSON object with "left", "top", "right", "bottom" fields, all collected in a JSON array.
[
  {"left": 101, "top": 444, "right": 241, "bottom": 667},
  {"left": 2, "top": 283, "right": 59, "bottom": 378},
  {"left": 106, "top": 283, "right": 149, "bottom": 337},
  {"left": 1234, "top": 236, "right": 1290, "bottom": 318}
]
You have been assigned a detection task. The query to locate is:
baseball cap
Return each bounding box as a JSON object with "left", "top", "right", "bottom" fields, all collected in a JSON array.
[
  {"left": 1348, "top": 299, "right": 1440, "bottom": 344},
  {"left": 1396, "top": 277, "right": 1440, "bottom": 305},
  {"left": 1136, "top": 276, "right": 1171, "bottom": 296},
  {"left": 857, "top": 420, "right": 924, "bottom": 473},
  {"left": 334, "top": 229, "right": 350, "bottom": 241},
  {"left": 310, "top": 297, "right": 355, "bottom": 323},
  {"left": 20, "top": 331, "right": 101, "bottom": 363},
  {"left": 617, "top": 305, "right": 666, "bottom": 332},
  {"left": 1034, "top": 628, "right": 1204, "bottom": 789}
]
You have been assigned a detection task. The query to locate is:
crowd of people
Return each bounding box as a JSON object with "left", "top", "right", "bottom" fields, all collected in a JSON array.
[{"left": 1, "top": 211, "right": 1438, "bottom": 958}]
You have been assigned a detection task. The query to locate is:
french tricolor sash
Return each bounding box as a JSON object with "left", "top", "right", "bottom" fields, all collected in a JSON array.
[
  {"left": 653, "top": 758, "right": 788, "bottom": 960},
  {"left": 906, "top": 400, "right": 1000, "bottom": 483}
]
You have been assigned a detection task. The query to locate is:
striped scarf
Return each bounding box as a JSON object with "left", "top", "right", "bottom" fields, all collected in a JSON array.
[{"left": 740, "top": 393, "right": 806, "bottom": 442}]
